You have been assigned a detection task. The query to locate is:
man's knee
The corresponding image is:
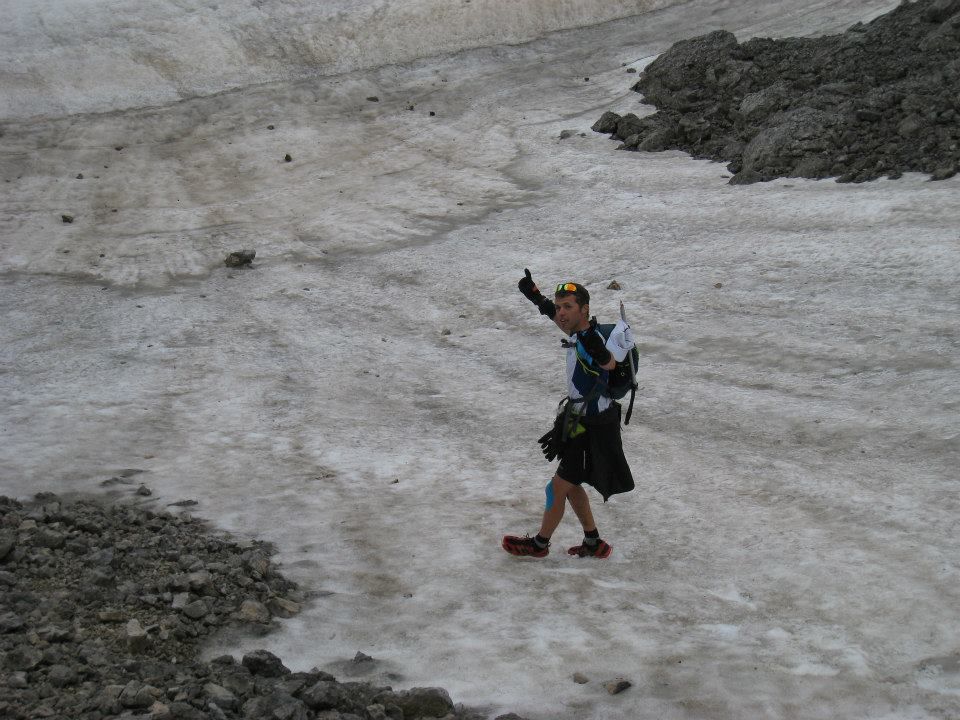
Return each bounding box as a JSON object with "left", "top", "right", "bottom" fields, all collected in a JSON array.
[
  {"left": 545, "top": 476, "right": 573, "bottom": 510},
  {"left": 546, "top": 475, "right": 579, "bottom": 508}
]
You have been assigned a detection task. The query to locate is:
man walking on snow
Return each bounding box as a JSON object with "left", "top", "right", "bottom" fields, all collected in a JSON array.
[{"left": 502, "top": 271, "right": 635, "bottom": 559}]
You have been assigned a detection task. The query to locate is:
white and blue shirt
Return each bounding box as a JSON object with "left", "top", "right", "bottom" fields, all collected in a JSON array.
[{"left": 564, "top": 319, "right": 635, "bottom": 417}]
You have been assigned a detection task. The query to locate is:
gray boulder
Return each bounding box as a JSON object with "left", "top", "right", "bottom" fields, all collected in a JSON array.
[
  {"left": 591, "top": 111, "right": 620, "bottom": 134},
  {"left": 182, "top": 599, "right": 209, "bottom": 619},
  {"left": 47, "top": 663, "right": 79, "bottom": 687},
  {"left": 236, "top": 598, "right": 271, "bottom": 624},
  {"left": 301, "top": 679, "right": 347, "bottom": 711},
  {"left": 0, "top": 531, "right": 16, "bottom": 560},
  {"left": 5, "top": 645, "right": 43, "bottom": 671},
  {"left": 614, "top": 113, "right": 644, "bottom": 141},
  {"left": 242, "top": 692, "right": 310, "bottom": 720},
  {"left": 638, "top": 127, "right": 676, "bottom": 152},
  {"left": 204, "top": 682, "right": 239, "bottom": 710},
  {"left": 242, "top": 649, "right": 290, "bottom": 677},
  {"left": 120, "top": 680, "right": 159, "bottom": 708},
  {"left": 224, "top": 250, "right": 256, "bottom": 268},
  {"left": 126, "top": 618, "right": 151, "bottom": 653},
  {"left": 0, "top": 612, "right": 24, "bottom": 633},
  {"left": 394, "top": 687, "right": 455, "bottom": 718}
]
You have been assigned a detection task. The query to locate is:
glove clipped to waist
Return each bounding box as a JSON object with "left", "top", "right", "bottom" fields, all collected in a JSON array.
[
  {"left": 537, "top": 407, "right": 585, "bottom": 462},
  {"left": 537, "top": 427, "right": 562, "bottom": 462},
  {"left": 518, "top": 268, "right": 556, "bottom": 319}
]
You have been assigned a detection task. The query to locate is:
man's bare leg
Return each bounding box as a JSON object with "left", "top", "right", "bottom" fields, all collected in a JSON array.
[
  {"left": 538, "top": 475, "right": 577, "bottom": 538},
  {"left": 565, "top": 483, "right": 612, "bottom": 558},
  {"left": 566, "top": 484, "right": 597, "bottom": 533},
  {"left": 502, "top": 476, "right": 603, "bottom": 558}
]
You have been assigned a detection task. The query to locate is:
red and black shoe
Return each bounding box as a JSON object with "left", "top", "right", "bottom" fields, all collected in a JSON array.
[
  {"left": 567, "top": 540, "right": 612, "bottom": 558},
  {"left": 502, "top": 534, "right": 549, "bottom": 558}
]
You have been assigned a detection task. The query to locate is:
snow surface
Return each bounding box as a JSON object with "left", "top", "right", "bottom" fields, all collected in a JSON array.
[
  {"left": 2, "top": 0, "right": 960, "bottom": 718},
  {"left": 0, "top": 0, "right": 678, "bottom": 121}
]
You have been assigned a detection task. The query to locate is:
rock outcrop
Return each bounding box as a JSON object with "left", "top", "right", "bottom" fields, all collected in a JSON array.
[{"left": 594, "top": 0, "right": 960, "bottom": 183}]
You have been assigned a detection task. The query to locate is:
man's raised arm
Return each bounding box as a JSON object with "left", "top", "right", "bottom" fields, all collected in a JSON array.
[{"left": 518, "top": 268, "right": 557, "bottom": 324}]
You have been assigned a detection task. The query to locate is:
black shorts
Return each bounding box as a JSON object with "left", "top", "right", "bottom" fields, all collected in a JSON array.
[
  {"left": 555, "top": 403, "right": 634, "bottom": 501},
  {"left": 556, "top": 431, "right": 591, "bottom": 486}
]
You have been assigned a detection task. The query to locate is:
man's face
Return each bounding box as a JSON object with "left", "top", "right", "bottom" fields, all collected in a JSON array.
[{"left": 554, "top": 294, "right": 589, "bottom": 335}]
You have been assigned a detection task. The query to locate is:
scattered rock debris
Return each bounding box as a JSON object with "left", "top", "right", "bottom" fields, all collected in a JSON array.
[{"left": 0, "top": 493, "right": 519, "bottom": 720}]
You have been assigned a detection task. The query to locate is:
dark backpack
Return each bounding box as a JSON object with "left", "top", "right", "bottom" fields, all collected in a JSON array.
[{"left": 595, "top": 323, "right": 639, "bottom": 424}]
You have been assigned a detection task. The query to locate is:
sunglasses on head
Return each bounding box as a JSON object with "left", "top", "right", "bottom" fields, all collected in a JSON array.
[{"left": 555, "top": 283, "right": 580, "bottom": 293}]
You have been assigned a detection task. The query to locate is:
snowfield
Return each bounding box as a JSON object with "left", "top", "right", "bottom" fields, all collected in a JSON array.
[{"left": 2, "top": 0, "right": 958, "bottom": 718}]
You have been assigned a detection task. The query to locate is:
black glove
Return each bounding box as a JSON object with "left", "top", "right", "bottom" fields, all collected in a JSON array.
[
  {"left": 518, "top": 269, "right": 556, "bottom": 319},
  {"left": 578, "top": 318, "right": 612, "bottom": 367},
  {"left": 538, "top": 427, "right": 563, "bottom": 462},
  {"left": 538, "top": 411, "right": 572, "bottom": 462},
  {"left": 518, "top": 268, "right": 542, "bottom": 303}
]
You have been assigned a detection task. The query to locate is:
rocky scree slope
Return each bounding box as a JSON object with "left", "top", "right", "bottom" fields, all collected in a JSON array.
[
  {"left": 0, "top": 493, "right": 506, "bottom": 720},
  {"left": 593, "top": 0, "right": 960, "bottom": 184}
]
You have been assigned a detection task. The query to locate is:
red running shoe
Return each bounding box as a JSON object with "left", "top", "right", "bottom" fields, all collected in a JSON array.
[
  {"left": 502, "top": 534, "right": 549, "bottom": 558},
  {"left": 567, "top": 540, "right": 612, "bottom": 558}
]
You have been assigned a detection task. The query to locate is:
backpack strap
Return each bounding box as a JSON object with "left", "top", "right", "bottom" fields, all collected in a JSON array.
[
  {"left": 559, "top": 379, "right": 604, "bottom": 442},
  {"left": 623, "top": 384, "right": 637, "bottom": 425},
  {"left": 562, "top": 372, "right": 626, "bottom": 437},
  {"left": 561, "top": 323, "right": 629, "bottom": 428}
]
